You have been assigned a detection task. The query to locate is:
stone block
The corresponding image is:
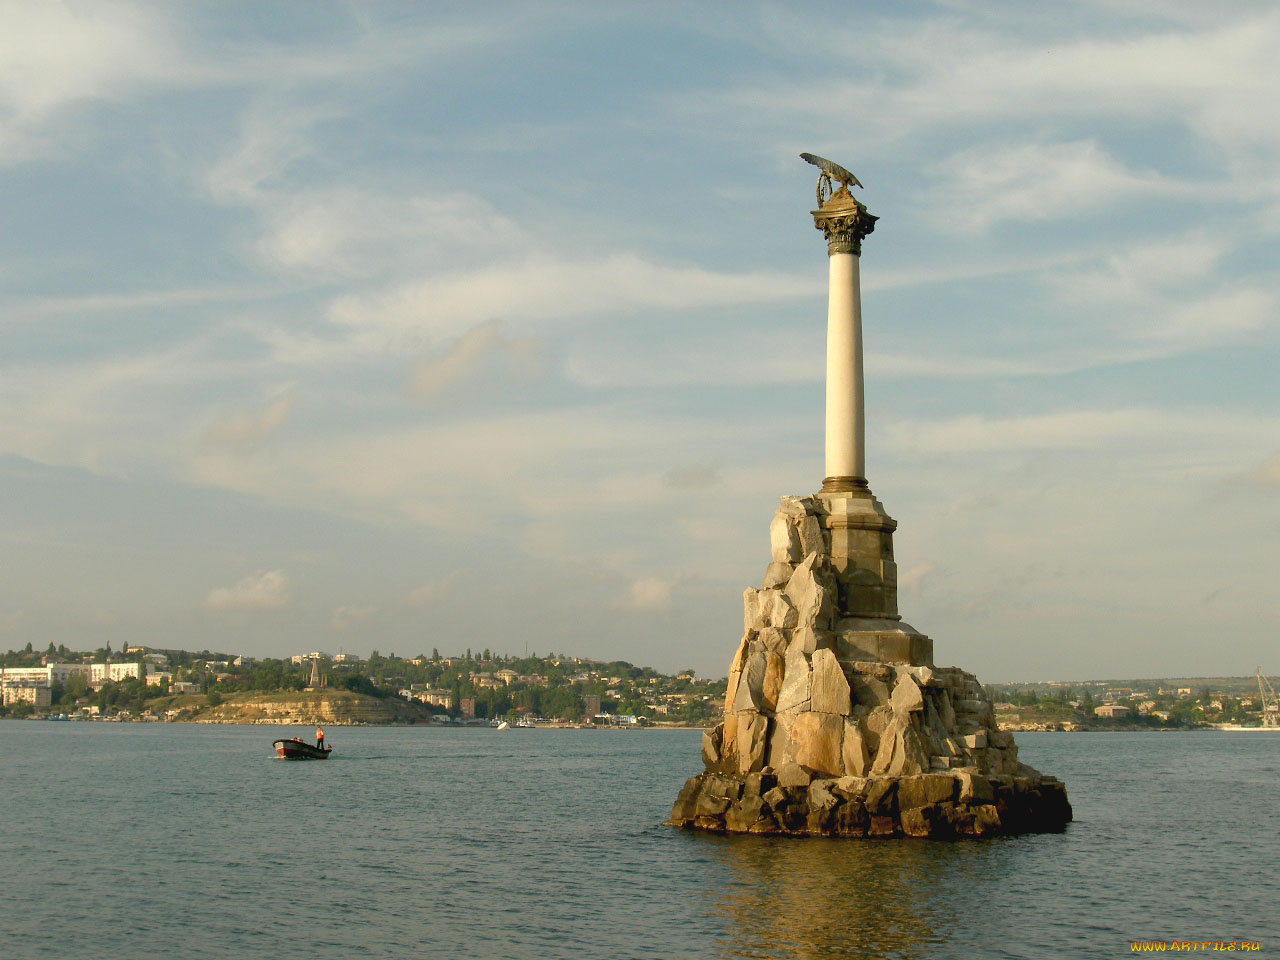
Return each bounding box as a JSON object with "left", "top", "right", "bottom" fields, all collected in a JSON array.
[
  {"left": 757, "top": 588, "right": 781, "bottom": 626},
  {"left": 897, "top": 774, "right": 957, "bottom": 810},
  {"left": 797, "top": 515, "right": 826, "bottom": 558},
  {"left": 790, "top": 627, "right": 835, "bottom": 658},
  {"left": 842, "top": 719, "right": 869, "bottom": 776},
  {"left": 701, "top": 724, "right": 722, "bottom": 770},
  {"left": 761, "top": 652, "right": 785, "bottom": 713},
  {"left": 956, "top": 770, "right": 995, "bottom": 804},
  {"left": 791, "top": 711, "right": 844, "bottom": 776},
  {"left": 757, "top": 627, "right": 787, "bottom": 656},
  {"left": 868, "top": 815, "right": 898, "bottom": 837},
  {"left": 783, "top": 554, "right": 827, "bottom": 629},
  {"left": 769, "top": 591, "right": 799, "bottom": 629},
  {"left": 970, "top": 804, "right": 1002, "bottom": 836},
  {"left": 778, "top": 495, "right": 810, "bottom": 518},
  {"left": 762, "top": 561, "right": 793, "bottom": 589},
  {"left": 870, "top": 716, "right": 928, "bottom": 777},
  {"left": 766, "top": 714, "right": 795, "bottom": 769},
  {"left": 907, "top": 665, "right": 935, "bottom": 686},
  {"left": 776, "top": 761, "right": 811, "bottom": 788},
  {"left": 743, "top": 589, "right": 761, "bottom": 632},
  {"left": 732, "top": 648, "right": 767, "bottom": 713},
  {"left": 775, "top": 649, "right": 812, "bottom": 713},
  {"left": 670, "top": 776, "right": 703, "bottom": 822},
  {"left": 861, "top": 705, "right": 895, "bottom": 754},
  {"left": 724, "top": 793, "right": 769, "bottom": 833},
  {"left": 834, "top": 776, "right": 868, "bottom": 799},
  {"left": 723, "top": 633, "right": 750, "bottom": 716},
  {"left": 736, "top": 710, "right": 769, "bottom": 774},
  {"left": 769, "top": 514, "right": 803, "bottom": 563},
  {"left": 864, "top": 778, "right": 897, "bottom": 816},
  {"left": 850, "top": 676, "right": 891, "bottom": 714},
  {"left": 850, "top": 660, "right": 892, "bottom": 679},
  {"left": 937, "top": 690, "right": 956, "bottom": 730},
  {"left": 810, "top": 648, "right": 851, "bottom": 716},
  {"left": 803, "top": 783, "right": 844, "bottom": 834},
  {"left": 721, "top": 714, "right": 739, "bottom": 769},
  {"left": 889, "top": 673, "right": 924, "bottom": 715},
  {"left": 900, "top": 805, "right": 939, "bottom": 837},
  {"left": 963, "top": 731, "right": 988, "bottom": 750}
]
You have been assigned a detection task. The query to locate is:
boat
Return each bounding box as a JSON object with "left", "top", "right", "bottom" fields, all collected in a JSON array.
[
  {"left": 496, "top": 721, "right": 510, "bottom": 731},
  {"left": 273, "top": 738, "right": 332, "bottom": 760},
  {"left": 1217, "top": 668, "right": 1280, "bottom": 731}
]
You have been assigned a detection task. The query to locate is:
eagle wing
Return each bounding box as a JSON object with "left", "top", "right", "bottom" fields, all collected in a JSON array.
[{"left": 799, "top": 152, "right": 863, "bottom": 189}]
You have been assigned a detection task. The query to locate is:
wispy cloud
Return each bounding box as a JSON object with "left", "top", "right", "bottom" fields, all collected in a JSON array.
[
  {"left": 925, "top": 140, "right": 1185, "bottom": 233},
  {"left": 328, "top": 254, "right": 814, "bottom": 339},
  {"left": 204, "top": 389, "right": 295, "bottom": 450},
  {"left": 205, "top": 569, "right": 291, "bottom": 612},
  {"left": 1246, "top": 450, "right": 1280, "bottom": 486},
  {"left": 410, "top": 320, "right": 542, "bottom": 399},
  {"left": 613, "top": 577, "right": 673, "bottom": 613},
  {"left": 406, "top": 572, "right": 458, "bottom": 607},
  {"left": 330, "top": 604, "right": 377, "bottom": 631}
]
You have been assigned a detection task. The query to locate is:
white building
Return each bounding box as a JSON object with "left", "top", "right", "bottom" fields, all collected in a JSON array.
[
  {"left": 47, "top": 663, "right": 93, "bottom": 684},
  {"left": 90, "top": 662, "right": 141, "bottom": 683},
  {"left": 1, "top": 681, "right": 52, "bottom": 708},
  {"left": 0, "top": 666, "right": 51, "bottom": 684}
]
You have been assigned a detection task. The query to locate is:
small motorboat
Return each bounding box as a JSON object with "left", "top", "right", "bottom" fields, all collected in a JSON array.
[
  {"left": 496, "top": 721, "right": 510, "bottom": 731},
  {"left": 273, "top": 738, "right": 332, "bottom": 760}
]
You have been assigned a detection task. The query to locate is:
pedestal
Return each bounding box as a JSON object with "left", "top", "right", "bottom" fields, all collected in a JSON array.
[{"left": 667, "top": 492, "right": 1072, "bottom": 838}]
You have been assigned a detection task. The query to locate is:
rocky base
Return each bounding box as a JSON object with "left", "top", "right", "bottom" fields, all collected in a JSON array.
[
  {"left": 671, "top": 488, "right": 1072, "bottom": 838},
  {"left": 668, "top": 767, "right": 1071, "bottom": 838}
]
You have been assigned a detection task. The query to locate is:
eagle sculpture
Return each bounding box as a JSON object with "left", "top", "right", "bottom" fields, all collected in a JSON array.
[{"left": 800, "top": 152, "right": 863, "bottom": 205}]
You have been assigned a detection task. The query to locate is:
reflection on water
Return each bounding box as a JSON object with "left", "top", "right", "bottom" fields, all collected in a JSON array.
[{"left": 700, "top": 834, "right": 1000, "bottom": 959}]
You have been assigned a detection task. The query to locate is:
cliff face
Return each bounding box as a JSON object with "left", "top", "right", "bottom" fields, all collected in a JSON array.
[{"left": 195, "top": 691, "right": 427, "bottom": 725}]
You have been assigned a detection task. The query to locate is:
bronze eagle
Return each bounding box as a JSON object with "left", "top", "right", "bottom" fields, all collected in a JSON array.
[{"left": 800, "top": 152, "right": 863, "bottom": 196}]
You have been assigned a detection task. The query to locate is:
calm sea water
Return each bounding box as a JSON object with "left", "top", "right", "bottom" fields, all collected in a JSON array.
[{"left": 1, "top": 723, "right": 1277, "bottom": 959}]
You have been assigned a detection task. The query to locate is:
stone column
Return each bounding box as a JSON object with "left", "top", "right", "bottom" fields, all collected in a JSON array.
[{"left": 812, "top": 188, "right": 877, "bottom": 494}]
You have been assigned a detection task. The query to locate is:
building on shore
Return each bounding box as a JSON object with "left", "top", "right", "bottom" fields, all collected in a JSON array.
[
  {"left": 1094, "top": 704, "right": 1131, "bottom": 719},
  {"left": 1, "top": 681, "right": 52, "bottom": 708}
]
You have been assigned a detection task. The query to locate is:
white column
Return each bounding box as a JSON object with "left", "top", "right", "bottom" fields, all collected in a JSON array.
[{"left": 825, "top": 251, "right": 864, "bottom": 483}]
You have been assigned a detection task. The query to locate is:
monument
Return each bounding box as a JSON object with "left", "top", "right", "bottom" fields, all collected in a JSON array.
[{"left": 668, "top": 155, "right": 1072, "bottom": 838}]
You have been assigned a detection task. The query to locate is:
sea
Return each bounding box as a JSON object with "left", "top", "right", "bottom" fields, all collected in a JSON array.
[{"left": 1, "top": 723, "right": 1276, "bottom": 959}]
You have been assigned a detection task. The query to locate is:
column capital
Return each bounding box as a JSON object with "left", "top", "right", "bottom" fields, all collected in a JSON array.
[{"left": 811, "top": 187, "right": 877, "bottom": 256}]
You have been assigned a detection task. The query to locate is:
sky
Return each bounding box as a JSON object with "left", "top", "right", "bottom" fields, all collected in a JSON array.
[{"left": 2, "top": 1, "right": 1278, "bottom": 681}]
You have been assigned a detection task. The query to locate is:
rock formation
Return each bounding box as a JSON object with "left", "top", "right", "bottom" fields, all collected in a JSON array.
[{"left": 669, "top": 491, "right": 1072, "bottom": 838}]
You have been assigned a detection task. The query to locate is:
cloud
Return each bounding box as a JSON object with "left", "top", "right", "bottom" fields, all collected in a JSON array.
[
  {"left": 0, "top": 2, "right": 173, "bottom": 161},
  {"left": 926, "top": 140, "right": 1182, "bottom": 233},
  {"left": 897, "top": 563, "right": 934, "bottom": 594},
  {"left": 330, "top": 604, "right": 377, "bottom": 631},
  {"left": 613, "top": 577, "right": 673, "bottom": 613},
  {"left": 1246, "top": 450, "right": 1280, "bottom": 486},
  {"left": 887, "top": 409, "right": 1165, "bottom": 456},
  {"left": 205, "top": 569, "right": 291, "bottom": 611},
  {"left": 328, "top": 253, "right": 814, "bottom": 338},
  {"left": 406, "top": 572, "right": 458, "bottom": 607},
  {"left": 203, "top": 389, "right": 295, "bottom": 449},
  {"left": 409, "top": 320, "right": 542, "bottom": 399}
]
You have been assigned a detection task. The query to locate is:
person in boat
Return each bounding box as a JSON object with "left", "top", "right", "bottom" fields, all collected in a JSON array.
[{"left": 316, "top": 726, "right": 325, "bottom": 750}]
